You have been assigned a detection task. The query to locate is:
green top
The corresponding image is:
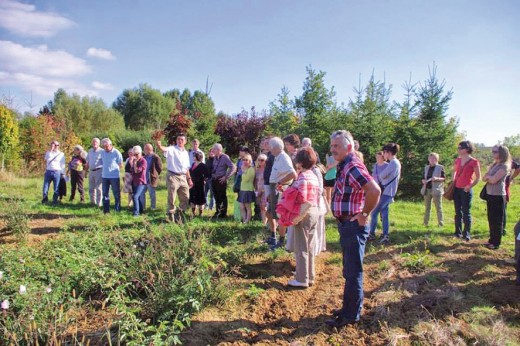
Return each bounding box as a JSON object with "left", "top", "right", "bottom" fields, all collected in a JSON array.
[{"left": 240, "top": 166, "right": 255, "bottom": 192}]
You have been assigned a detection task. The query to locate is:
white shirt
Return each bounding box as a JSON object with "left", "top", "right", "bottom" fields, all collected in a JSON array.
[
  {"left": 269, "top": 151, "right": 295, "bottom": 184},
  {"left": 45, "top": 150, "right": 65, "bottom": 172},
  {"left": 189, "top": 149, "right": 205, "bottom": 165},
  {"left": 164, "top": 145, "right": 190, "bottom": 174}
]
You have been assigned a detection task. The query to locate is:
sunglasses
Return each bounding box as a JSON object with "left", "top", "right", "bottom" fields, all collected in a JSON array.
[
  {"left": 492, "top": 150, "right": 498, "bottom": 153},
  {"left": 257, "top": 159, "right": 265, "bottom": 161}
]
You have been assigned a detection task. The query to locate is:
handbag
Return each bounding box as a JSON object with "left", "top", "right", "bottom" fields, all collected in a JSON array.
[
  {"left": 444, "top": 159, "right": 471, "bottom": 201},
  {"left": 479, "top": 184, "right": 488, "bottom": 201},
  {"left": 444, "top": 182, "right": 455, "bottom": 201}
]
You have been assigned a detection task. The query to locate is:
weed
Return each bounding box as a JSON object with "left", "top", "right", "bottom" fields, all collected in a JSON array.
[
  {"left": 324, "top": 253, "right": 342, "bottom": 265},
  {"left": 1, "top": 198, "right": 31, "bottom": 241},
  {"left": 245, "top": 284, "right": 265, "bottom": 300},
  {"left": 401, "top": 250, "right": 436, "bottom": 273}
]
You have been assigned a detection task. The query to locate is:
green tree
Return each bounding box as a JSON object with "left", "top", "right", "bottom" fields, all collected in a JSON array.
[
  {"left": 267, "top": 86, "right": 299, "bottom": 136},
  {"left": 113, "top": 84, "right": 174, "bottom": 130},
  {"left": 396, "top": 64, "right": 458, "bottom": 195},
  {"left": 346, "top": 74, "right": 396, "bottom": 167},
  {"left": 501, "top": 134, "right": 520, "bottom": 159},
  {"left": 294, "top": 66, "right": 336, "bottom": 155},
  {"left": 46, "top": 89, "right": 125, "bottom": 137},
  {"left": 0, "top": 105, "right": 19, "bottom": 171}
]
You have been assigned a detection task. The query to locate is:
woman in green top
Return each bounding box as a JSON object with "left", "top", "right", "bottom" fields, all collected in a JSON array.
[
  {"left": 237, "top": 154, "right": 255, "bottom": 223},
  {"left": 324, "top": 152, "right": 337, "bottom": 211}
]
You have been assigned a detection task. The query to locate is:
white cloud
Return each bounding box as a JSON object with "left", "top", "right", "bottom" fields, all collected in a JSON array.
[
  {"left": 87, "top": 48, "right": 116, "bottom": 60},
  {"left": 0, "top": 40, "right": 96, "bottom": 98},
  {"left": 0, "top": 41, "right": 91, "bottom": 77},
  {"left": 92, "top": 81, "right": 114, "bottom": 90},
  {"left": 0, "top": 0, "right": 74, "bottom": 37}
]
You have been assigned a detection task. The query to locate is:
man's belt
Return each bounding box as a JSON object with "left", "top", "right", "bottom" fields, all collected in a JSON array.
[
  {"left": 335, "top": 214, "right": 358, "bottom": 222},
  {"left": 168, "top": 170, "right": 186, "bottom": 176},
  {"left": 90, "top": 167, "right": 102, "bottom": 172}
]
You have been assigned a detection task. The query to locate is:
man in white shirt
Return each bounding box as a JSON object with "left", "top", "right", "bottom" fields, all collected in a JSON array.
[
  {"left": 188, "top": 139, "right": 205, "bottom": 165},
  {"left": 85, "top": 138, "right": 103, "bottom": 207},
  {"left": 268, "top": 137, "right": 297, "bottom": 249},
  {"left": 156, "top": 133, "right": 193, "bottom": 223},
  {"left": 42, "top": 141, "right": 65, "bottom": 204}
]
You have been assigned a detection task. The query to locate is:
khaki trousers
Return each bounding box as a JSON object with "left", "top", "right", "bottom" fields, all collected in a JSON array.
[
  {"left": 88, "top": 169, "right": 103, "bottom": 207},
  {"left": 293, "top": 207, "right": 319, "bottom": 284},
  {"left": 424, "top": 188, "right": 444, "bottom": 226},
  {"left": 166, "top": 171, "right": 190, "bottom": 214}
]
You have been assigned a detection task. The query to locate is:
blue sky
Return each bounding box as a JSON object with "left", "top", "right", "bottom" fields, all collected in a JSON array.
[{"left": 0, "top": 0, "right": 518, "bottom": 145}]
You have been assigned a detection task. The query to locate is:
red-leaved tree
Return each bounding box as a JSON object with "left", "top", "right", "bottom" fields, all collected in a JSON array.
[
  {"left": 215, "top": 107, "right": 267, "bottom": 157},
  {"left": 161, "top": 101, "right": 192, "bottom": 145}
]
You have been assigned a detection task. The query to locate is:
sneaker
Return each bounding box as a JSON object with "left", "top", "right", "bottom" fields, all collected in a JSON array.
[
  {"left": 325, "top": 315, "right": 357, "bottom": 328},
  {"left": 378, "top": 235, "right": 389, "bottom": 244},
  {"left": 367, "top": 233, "right": 376, "bottom": 241},
  {"left": 287, "top": 279, "right": 308, "bottom": 288},
  {"left": 270, "top": 240, "right": 284, "bottom": 251},
  {"left": 264, "top": 236, "right": 276, "bottom": 245}
]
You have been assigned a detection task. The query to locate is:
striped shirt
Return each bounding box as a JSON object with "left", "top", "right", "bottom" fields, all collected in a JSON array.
[
  {"left": 293, "top": 170, "right": 320, "bottom": 206},
  {"left": 331, "top": 153, "right": 373, "bottom": 217}
]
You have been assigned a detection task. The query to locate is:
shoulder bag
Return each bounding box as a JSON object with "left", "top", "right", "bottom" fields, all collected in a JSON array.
[{"left": 444, "top": 159, "right": 471, "bottom": 201}]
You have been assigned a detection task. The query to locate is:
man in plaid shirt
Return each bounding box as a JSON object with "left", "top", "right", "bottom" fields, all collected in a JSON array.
[{"left": 326, "top": 130, "right": 381, "bottom": 328}]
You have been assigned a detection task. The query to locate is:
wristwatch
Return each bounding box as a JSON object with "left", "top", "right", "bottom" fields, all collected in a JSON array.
[{"left": 361, "top": 212, "right": 369, "bottom": 217}]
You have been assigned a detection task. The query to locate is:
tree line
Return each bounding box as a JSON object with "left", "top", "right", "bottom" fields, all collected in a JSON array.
[{"left": 4, "top": 64, "right": 515, "bottom": 196}]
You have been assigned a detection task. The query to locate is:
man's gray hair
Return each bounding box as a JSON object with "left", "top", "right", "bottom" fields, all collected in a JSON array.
[
  {"left": 330, "top": 130, "right": 353, "bottom": 149},
  {"left": 213, "top": 143, "right": 223, "bottom": 152},
  {"left": 92, "top": 137, "right": 100, "bottom": 144},
  {"left": 302, "top": 137, "right": 312, "bottom": 147},
  {"left": 133, "top": 145, "right": 142, "bottom": 155},
  {"left": 269, "top": 137, "right": 284, "bottom": 150},
  {"left": 101, "top": 138, "right": 112, "bottom": 146}
]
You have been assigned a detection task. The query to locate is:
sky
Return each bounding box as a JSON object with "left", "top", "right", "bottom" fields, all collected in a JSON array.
[{"left": 0, "top": 0, "right": 518, "bottom": 145}]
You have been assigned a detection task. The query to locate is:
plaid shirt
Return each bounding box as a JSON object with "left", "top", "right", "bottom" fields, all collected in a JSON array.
[
  {"left": 293, "top": 170, "right": 320, "bottom": 206},
  {"left": 331, "top": 153, "right": 373, "bottom": 217}
]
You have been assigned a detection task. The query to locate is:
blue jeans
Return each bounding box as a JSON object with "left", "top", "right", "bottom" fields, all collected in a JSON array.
[
  {"left": 142, "top": 184, "right": 156, "bottom": 209},
  {"left": 42, "top": 170, "right": 61, "bottom": 203},
  {"left": 132, "top": 184, "right": 146, "bottom": 216},
  {"left": 337, "top": 219, "right": 369, "bottom": 321},
  {"left": 205, "top": 178, "right": 215, "bottom": 209},
  {"left": 454, "top": 187, "right": 472, "bottom": 239},
  {"left": 369, "top": 194, "right": 394, "bottom": 237},
  {"left": 102, "top": 178, "right": 121, "bottom": 213}
]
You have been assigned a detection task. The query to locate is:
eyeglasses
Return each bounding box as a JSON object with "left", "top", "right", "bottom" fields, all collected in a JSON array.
[
  {"left": 492, "top": 150, "right": 498, "bottom": 153},
  {"left": 257, "top": 159, "right": 265, "bottom": 162}
]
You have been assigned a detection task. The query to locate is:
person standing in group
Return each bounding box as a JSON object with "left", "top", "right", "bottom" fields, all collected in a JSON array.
[
  {"left": 67, "top": 145, "right": 87, "bottom": 203},
  {"left": 301, "top": 137, "right": 321, "bottom": 164},
  {"left": 189, "top": 151, "right": 208, "bottom": 216},
  {"left": 368, "top": 143, "right": 401, "bottom": 244},
  {"left": 504, "top": 159, "right": 519, "bottom": 235},
  {"left": 255, "top": 153, "right": 267, "bottom": 225},
  {"left": 452, "top": 140, "right": 481, "bottom": 241},
  {"left": 85, "top": 138, "right": 103, "bottom": 207},
  {"left": 42, "top": 141, "right": 66, "bottom": 205},
  {"left": 238, "top": 153, "right": 255, "bottom": 223},
  {"left": 130, "top": 145, "right": 147, "bottom": 217},
  {"left": 123, "top": 148, "right": 135, "bottom": 207},
  {"left": 283, "top": 134, "right": 300, "bottom": 162},
  {"left": 211, "top": 143, "right": 236, "bottom": 218},
  {"left": 205, "top": 148, "right": 215, "bottom": 210},
  {"left": 482, "top": 145, "right": 511, "bottom": 249},
  {"left": 156, "top": 134, "right": 193, "bottom": 223},
  {"left": 327, "top": 130, "right": 380, "bottom": 328},
  {"left": 421, "top": 153, "right": 445, "bottom": 227},
  {"left": 371, "top": 151, "right": 388, "bottom": 194},
  {"left": 262, "top": 136, "right": 277, "bottom": 244},
  {"left": 268, "top": 137, "right": 297, "bottom": 250},
  {"left": 100, "top": 138, "right": 123, "bottom": 214},
  {"left": 189, "top": 139, "right": 205, "bottom": 165},
  {"left": 287, "top": 147, "right": 320, "bottom": 288},
  {"left": 142, "top": 143, "right": 162, "bottom": 210},
  {"left": 324, "top": 151, "right": 337, "bottom": 211}
]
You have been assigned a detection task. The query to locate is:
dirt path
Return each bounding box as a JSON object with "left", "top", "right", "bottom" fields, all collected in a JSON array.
[{"left": 181, "top": 239, "right": 520, "bottom": 346}]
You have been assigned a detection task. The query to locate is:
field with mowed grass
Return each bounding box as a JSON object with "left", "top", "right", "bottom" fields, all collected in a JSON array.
[{"left": 1, "top": 172, "right": 519, "bottom": 345}]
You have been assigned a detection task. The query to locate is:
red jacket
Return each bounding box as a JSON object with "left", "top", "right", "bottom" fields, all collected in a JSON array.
[{"left": 276, "top": 187, "right": 301, "bottom": 226}]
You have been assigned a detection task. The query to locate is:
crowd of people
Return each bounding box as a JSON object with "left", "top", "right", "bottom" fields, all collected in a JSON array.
[{"left": 41, "top": 132, "right": 520, "bottom": 328}]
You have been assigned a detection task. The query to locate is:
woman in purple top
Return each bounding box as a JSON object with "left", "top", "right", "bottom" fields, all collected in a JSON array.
[{"left": 130, "top": 145, "right": 147, "bottom": 216}]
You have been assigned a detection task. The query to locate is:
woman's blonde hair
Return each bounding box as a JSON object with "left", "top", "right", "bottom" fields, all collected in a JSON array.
[{"left": 493, "top": 145, "right": 511, "bottom": 168}]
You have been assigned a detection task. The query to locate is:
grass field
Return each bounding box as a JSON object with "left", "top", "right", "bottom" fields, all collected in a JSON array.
[{"left": 1, "top": 172, "right": 519, "bottom": 345}]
